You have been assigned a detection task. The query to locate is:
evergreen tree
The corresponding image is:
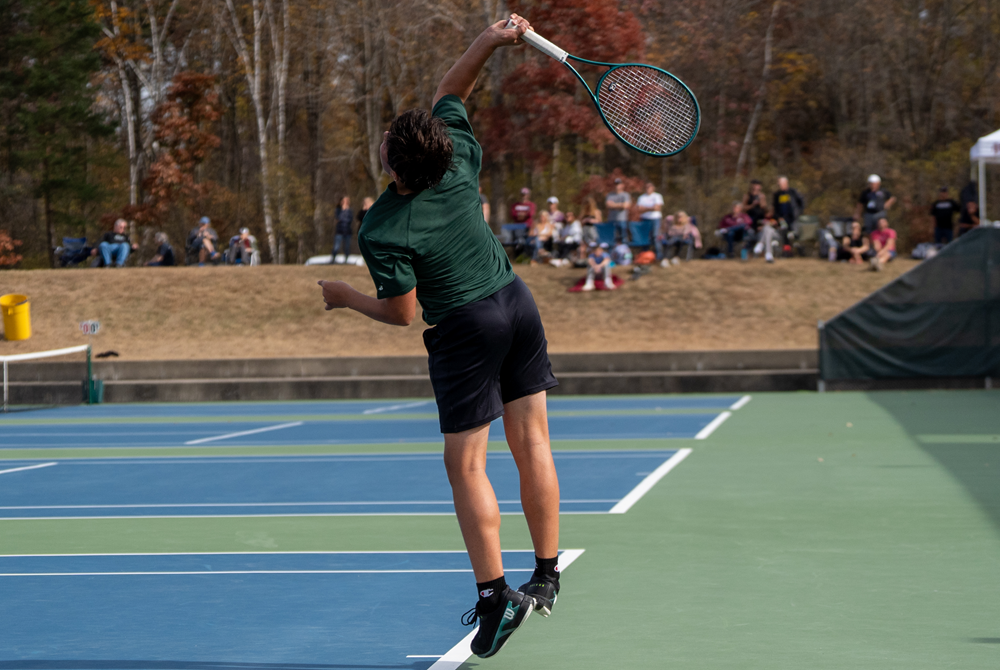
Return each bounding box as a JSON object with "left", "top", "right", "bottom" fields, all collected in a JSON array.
[{"left": 1, "top": 0, "right": 111, "bottom": 267}]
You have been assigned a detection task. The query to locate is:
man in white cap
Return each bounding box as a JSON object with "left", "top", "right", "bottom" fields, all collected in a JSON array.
[{"left": 855, "top": 175, "right": 896, "bottom": 234}]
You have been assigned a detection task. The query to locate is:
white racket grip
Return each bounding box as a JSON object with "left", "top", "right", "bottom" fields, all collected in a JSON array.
[{"left": 505, "top": 20, "right": 568, "bottom": 62}]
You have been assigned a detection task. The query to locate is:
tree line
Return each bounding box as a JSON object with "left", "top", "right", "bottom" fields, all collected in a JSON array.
[{"left": 1, "top": 0, "right": 998, "bottom": 268}]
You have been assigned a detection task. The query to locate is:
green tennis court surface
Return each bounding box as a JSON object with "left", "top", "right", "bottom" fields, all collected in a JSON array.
[{"left": 1, "top": 390, "right": 998, "bottom": 668}]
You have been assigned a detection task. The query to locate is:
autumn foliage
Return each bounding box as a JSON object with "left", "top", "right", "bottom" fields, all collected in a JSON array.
[
  {"left": 125, "top": 72, "right": 222, "bottom": 227},
  {"left": 0, "top": 231, "right": 24, "bottom": 267}
]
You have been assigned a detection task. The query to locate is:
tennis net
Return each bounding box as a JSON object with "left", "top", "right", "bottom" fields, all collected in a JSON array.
[{"left": 1, "top": 344, "right": 93, "bottom": 412}]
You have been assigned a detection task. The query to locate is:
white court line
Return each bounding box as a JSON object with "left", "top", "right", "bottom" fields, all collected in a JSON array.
[
  {"left": 695, "top": 411, "right": 731, "bottom": 440},
  {"left": 184, "top": 422, "right": 303, "bottom": 445},
  {"left": 0, "top": 568, "right": 534, "bottom": 577},
  {"left": 0, "top": 462, "right": 57, "bottom": 476},
  {"left": 363, "top": 401, "right": 431, "bottom": 415},
  {"left": 0, "top": 498, "right": 616, "bottom": 511},
  {"left": 608, "top": 450, "right": 691, "bottom": 514},
  {"left": 729, "top": 395, "right": 752, "bottom": 410},
  {"left": 428, "top": 549, "right": 585, "bottom": 670}
]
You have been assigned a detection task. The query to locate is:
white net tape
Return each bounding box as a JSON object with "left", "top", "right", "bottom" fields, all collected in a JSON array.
[{"left": 597, "top": 66, "right": 698, "bottom": 155}]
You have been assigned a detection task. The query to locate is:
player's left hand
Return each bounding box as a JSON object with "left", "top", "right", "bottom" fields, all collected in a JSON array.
[{"left": 318, "top": 280, "right": 354, "bottom": 311}]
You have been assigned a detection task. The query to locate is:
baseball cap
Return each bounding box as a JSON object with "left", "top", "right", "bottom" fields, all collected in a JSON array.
[
  {"left": 588, "top": 242, "right": 598, "bottom": 248},
  {"left": 520, "top": 187, "right": 531, "bottom": 195},
  {"left": 867, "top": 174, "right": 881, "bottom": 183},
  {"left": 199, "top": 216, "right": 211, "bottom": 225},
  {"left": 239, "top": 227, "right": 250, "bottom": 234},
  {"left": 613, "top": 178, "right": 623, "bottom": 184},
  {"left": 547, "top": 196, "right": 559, "bottom": 204},
  {"left": 599, "top": 242, "right": 609, "bottom": 249}
]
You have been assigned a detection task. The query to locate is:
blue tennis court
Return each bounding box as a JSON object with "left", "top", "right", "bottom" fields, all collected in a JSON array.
[
  {"left": 0, "top": 450, "right": 683, "bottom": 518},
  {"left": 0, "top": 549, "right": 583, "bottom": 669}
]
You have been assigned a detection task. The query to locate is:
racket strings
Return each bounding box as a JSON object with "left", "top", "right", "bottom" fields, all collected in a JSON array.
[{"left": 597, "top": 66, "right": 698, "bottom": 155}]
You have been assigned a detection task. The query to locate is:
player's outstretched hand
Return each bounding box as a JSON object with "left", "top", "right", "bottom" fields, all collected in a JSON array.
[
  {"left": 486, "top": 13, "right": 529, "bottom": 48},
  {"left": 318, "top": 280, "right": 353, "bottom": 311}
]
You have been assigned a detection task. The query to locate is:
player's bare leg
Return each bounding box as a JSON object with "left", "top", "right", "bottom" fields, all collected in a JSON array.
[
  {"left": 443, "top": 424, "right": 503, "bottom": 582},
  {"left": 444, "top": 422, "right": 533, "bottom": 658},
  {"left": 503, "top": 391, "right": 559, "bottom": 558},
  {"left": 504, "top": 390, "right": 562, "bottom": 616}
]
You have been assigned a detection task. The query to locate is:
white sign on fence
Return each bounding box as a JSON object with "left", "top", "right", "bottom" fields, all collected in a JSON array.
[{"left": 79, "top": 320, "right": 101, "bottom": 336}]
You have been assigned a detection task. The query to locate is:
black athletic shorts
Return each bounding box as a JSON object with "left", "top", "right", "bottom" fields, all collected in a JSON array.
[{"left": 423, "top": 276, "right": 558, "bottom": 434}]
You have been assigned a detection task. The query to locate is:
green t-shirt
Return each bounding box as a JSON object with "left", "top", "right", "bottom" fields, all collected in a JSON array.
[{"left": 358, "top": 95, "right": 515, "bottom": 325}]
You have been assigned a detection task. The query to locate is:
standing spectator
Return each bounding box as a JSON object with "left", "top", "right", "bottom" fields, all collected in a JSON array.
[
  {"left": 659, "top": 211, "right": 702, "bottom": 265},
  {"left": 358, "top": 196, "right": 374, "bottom": 227},
  {"left": 958, "top": 200, "right": 981, "bottom": 237},
  {"left": 583, "top": 242, "right": 614, "bottom": 291},
  {"left": 930, "top": 187, "right": 962, "bottom": 244},
  {"left": 187, "top": 216, "right": 220, "bottom": 265},
  {"left": 510, "top": 187, "right": 536, "bottom": 230},
  {"left": 855, "top": 174, "right": 896, "bottom": 233},
  {"left": 478, "top": 185, "right": 490, "bottom": 224},
  {"left": 546, "top": 196, "right": 565, "bottom": 226},
  {"left": 835, "top": 220, "right": 870, "bottom": 264},
  {"left": 228, "top": 227, "right": 259, "bottom": 265},
  {"left": 331, "top": 196, "right": 354, "bottom": 263},
  {"left": 716, "top": 202, "right": 752, "bottom": 257},
  {"left": 93, "top": 218, "right": 138, "bottom": 267},
  {"left": 772, "top": 176, "right": 804, "bottom": 226},
  {"left": 742, "top": 179, "right": 767, "bottom": 228},
  {"left": 636, "top": 182, "right": 663, "bottom": 243},
  {"left": 580, "top": 196, "right": 601, "bottom": 244},
  {"left": 146, "top": 232, "right": 174, "bottom": 266},
  {"left": 605, "top": 178, "right": 632, "bottom": 243},
  {"left": 869, "top": 217, "right": 897, "bottom": 271}
]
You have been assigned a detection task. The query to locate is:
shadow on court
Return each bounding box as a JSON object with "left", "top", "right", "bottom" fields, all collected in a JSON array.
[
  {"left": 867, "top": 390, "right": 1000, "bottom": 533},
  {"left": 0, "top": 662, "right": 420, "bottom": 670}
]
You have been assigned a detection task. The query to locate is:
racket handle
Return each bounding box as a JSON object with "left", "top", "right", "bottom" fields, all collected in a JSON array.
[{"left": 505, "top": 20, "right": 567, "bottom": 63}]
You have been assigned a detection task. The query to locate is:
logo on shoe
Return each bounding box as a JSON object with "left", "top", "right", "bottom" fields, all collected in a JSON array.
[{"left": 502, "top": 605, "right": 516, "bottom": 621}]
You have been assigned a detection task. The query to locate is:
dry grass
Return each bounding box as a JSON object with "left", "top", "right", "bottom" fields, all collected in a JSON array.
[{"left": 0, "top": 258, "right": 915, "bottom": 360}]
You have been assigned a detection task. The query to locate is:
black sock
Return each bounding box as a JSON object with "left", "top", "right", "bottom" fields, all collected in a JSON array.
[
  {"left": 476, "top": 576, "right": 507, "bottom": 611},
  {"left": 532, "top": 555, "right": 559, "bottom": 582}
]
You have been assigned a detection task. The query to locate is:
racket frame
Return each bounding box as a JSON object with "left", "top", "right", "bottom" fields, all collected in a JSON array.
[{"left": 513, "top": 25, "right": 701, "bottom": 157}]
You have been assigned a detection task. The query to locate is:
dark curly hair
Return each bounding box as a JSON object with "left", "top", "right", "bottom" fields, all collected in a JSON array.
[{"left": 386, "top": 109, "right": 453, "bottom": 192}]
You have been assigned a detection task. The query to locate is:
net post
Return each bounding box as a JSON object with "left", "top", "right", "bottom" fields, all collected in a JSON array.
[
  {"left": 817, "top": 320, "right": 826, "bottom": 393},
  {"left": 86, "top": 345, "right": 93, "bottom": 405},
  {"left": 2, "top": 360, "right": 8, "bottom": 413}
]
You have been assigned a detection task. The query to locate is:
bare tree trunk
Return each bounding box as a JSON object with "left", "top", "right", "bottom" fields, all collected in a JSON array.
[
  {"left": 550, "top": 138, "right": 560, "bottom": 198},
  {"left": 220, "top": 0, "right": 278, "bottom": 262},
  {"left": 43, "top": 157, "right": 55, "bottom": 268},
  {"left": 361, "top": 0, "right": 386, "bottom": 192},
  {"left": 266, "top": 0, "right": 290, "bottom": 263},
  {"left": 734, "top": 0, "right": 780, "bottom": 181}
]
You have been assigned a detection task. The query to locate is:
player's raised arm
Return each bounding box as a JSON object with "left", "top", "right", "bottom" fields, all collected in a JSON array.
[{"left": 432, "top": 15, "right": 529, "bottom": 107}]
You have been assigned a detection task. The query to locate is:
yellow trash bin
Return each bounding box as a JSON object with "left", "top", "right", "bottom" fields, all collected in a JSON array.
[{"left": 0, "top": 293, "right": 31, "bottom": 341}]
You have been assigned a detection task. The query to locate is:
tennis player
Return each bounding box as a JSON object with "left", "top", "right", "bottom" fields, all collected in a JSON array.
[{"left": 318, "top": 15, "right": 560, "bottom": 659}]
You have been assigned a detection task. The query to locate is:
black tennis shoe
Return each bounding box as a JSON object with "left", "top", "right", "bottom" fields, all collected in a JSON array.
[
  {"left": 518, "top": 576, "right": 560, "bottom": 617},
  {"left": 462, "top": 587, "right": 533, "bottom": 658}
]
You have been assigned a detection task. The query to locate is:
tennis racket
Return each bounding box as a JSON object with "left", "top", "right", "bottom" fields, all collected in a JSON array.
[{"left": 506, "top": 21, "right": 700, "bottom": 157}]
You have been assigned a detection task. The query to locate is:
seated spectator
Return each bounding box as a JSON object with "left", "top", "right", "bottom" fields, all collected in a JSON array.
[
  {"left": 659, "top": 211, "right": 702, "bottom": 266},
  {"left": 559, "top": 211, "right": 583, "bottom": 258},
  {"left": 583, "top": 242, "right": 614, "bottom": 291},
  {"left": 187, "top": 216, "right": 221, "bottom": 264},
  {"left": 146, "top": 232, "right": 175, "bottom": 266},
  {"left": 930, "top": 187, "right": 961, "bottom": 244},
  {"left": 869, "top": 217, "right": 897, "bottom": 271},
  {"left": 92, "top": 218, "right": 138, "bottom": 268},
  {"left": 611, "top": 241, "right": 632, "bottom": 267},
  {"left": 835, "top": 220, "right": 869, "bottom": 264},
  {"left": 228, "top": 227, "right": 258, "bottom": 265},
  {"left": 716, "top": 202, "right": 752, "bottom": 257},
  {"left": 580, "top": 197, "right": 601, "bottom": 244},
  {"left": 750, "top": 213, "right": 782, "bottom": 263},
  {"left": 742, "top": 179, "right": 767, "bottom": 229},
  {"left": 532, "top": 211, "right": 556, "bottom": 263},
  {"left": 654, "top": 214, "right": 675, "bottom": 262},
  {"left": 546, "top": 196, "right": 565, "bottom": 226},
  {"left": 511, "top": 187, "right": 536, "bottom": 229},
  {"left": 958, "top": 200, "right": 980, "bottom": 236}
]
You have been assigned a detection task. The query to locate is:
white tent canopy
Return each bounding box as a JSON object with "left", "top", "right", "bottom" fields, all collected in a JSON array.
[{"left": 970, "top": 128, "right": 1000, "bottom": 223}]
